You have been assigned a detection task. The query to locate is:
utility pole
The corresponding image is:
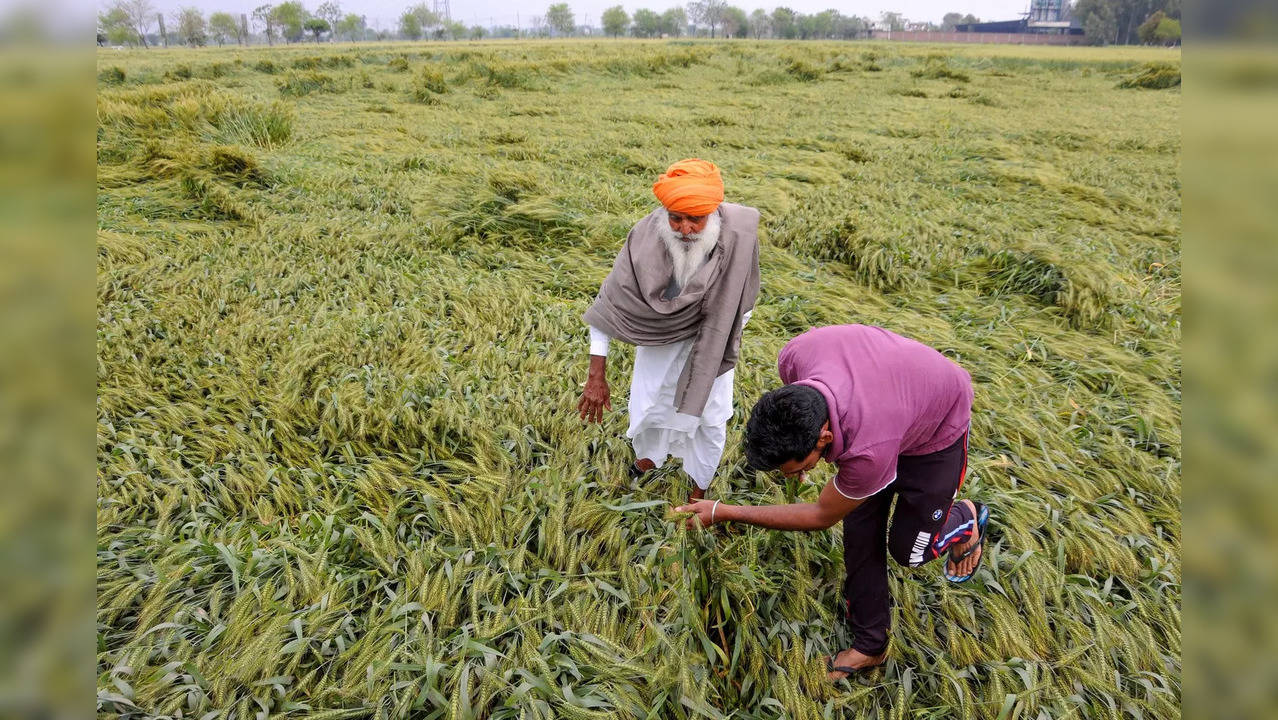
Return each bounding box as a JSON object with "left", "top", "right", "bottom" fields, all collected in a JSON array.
[
  {"left": 157, "top": 13, "right": 168, "bottom": 47},
  {"left": 240, "top": 13, "right": 249, "bottom": 45}
]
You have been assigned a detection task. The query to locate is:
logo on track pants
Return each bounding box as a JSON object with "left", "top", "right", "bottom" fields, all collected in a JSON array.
[{"left": 909, "top": 531, "right": 931, "bottom": 566}]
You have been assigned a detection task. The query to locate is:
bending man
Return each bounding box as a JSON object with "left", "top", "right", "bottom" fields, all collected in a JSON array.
[
  {"left": 677, "top": 324, "right": 989, "bottom": 678},
  {"left": 579, "top": 159, "right": 760, "bottom": 499}
]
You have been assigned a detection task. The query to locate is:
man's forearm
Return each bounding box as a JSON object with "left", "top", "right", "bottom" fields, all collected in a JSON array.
[{"left": 717, "top": 502, "right": 837, "bottom": 531}]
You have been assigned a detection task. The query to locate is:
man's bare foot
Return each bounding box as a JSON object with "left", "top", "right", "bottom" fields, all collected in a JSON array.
[
  {"left": 690, "top": 487, "right": 705, "bottom": 500},
  {"left": 945, "top": 499, "right": 983, "bottom": 579},
  {"left": 826, "top": 648, "right": 887, "bottom": 681}
]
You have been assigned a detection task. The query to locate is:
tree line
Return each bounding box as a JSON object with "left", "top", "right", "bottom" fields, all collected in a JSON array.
[
  {"left": 1072, "top": 0, "right": 1180, "bottom": 45},
  {"left": 96, "top": 0, "right": 1180, "bottom": 47},
  {"left": 98, "top": 0, "right": 369, "bottom": 46},
  {"left": 94, "top": 1, "right": 921, "bottom": 46},
  {"left": 602, "top": 3, "right": 875, "bottom": 39}
]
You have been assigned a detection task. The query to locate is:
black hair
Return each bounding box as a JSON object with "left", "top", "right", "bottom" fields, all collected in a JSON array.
[{"left": 743, "top": 385, "right": 828, "bottom": 471}]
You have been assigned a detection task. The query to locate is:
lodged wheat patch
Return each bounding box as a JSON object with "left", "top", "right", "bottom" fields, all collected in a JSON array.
[{"left": 98, "top": 39, "right": 1180, "bottom": 720}]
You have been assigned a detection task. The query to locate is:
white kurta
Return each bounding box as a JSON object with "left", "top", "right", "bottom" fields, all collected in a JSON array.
[{"left": 589, "top": 310, "right": 750, "bottom": 490}]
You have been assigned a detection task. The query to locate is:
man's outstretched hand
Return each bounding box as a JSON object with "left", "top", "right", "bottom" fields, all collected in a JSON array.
[
  {"left": 674, "top": 499, "right": 720, "bottom": 529},
  {"left": 577, "top": 359, "right": 611, "bottom": 423}
]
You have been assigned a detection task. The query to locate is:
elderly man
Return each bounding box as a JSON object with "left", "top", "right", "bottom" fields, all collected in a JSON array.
[
  {"left": 677, "top": 325, "right": 990, "bottom": 679},
  {"left": 578, "top": 159, "right": 760, "bottom": 500}
]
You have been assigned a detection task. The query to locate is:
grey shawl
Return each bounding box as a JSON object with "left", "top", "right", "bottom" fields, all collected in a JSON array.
[{"left": 583, "top": 202, "right": 761, "bottom": 417}]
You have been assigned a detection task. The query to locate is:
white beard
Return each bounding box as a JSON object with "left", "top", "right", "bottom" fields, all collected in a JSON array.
[{"left": 658, "top": 210, "right": 721, "bottom": 295}]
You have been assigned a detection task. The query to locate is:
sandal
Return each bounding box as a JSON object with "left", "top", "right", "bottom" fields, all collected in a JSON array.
[
  {"left": 825, "top": 649, "right": 887, "bottom": 678},
  {"left": 628, "top": 461, "right": 659, "bottom": 480},
  {"left": 944, "top": 502, "right": 989, "bottom": 584}
]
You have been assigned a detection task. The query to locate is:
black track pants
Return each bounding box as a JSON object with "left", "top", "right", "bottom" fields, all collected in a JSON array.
[{"left": 839, "top": 433, "right": 975, "bottom": 655}]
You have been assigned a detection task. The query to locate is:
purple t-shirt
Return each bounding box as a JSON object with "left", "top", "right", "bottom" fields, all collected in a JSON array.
[{"left": 778, "top": 325, "right": 973, "bottom": 499}]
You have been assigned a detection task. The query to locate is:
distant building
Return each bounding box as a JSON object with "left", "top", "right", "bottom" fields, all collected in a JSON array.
[{"left": 956, "top": 0, "right": 1083, "bottom": 35}]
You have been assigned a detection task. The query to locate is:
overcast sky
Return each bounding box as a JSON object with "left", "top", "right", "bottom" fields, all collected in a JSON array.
[{"left": 145, "top": 0, "right": 1033, "bottom": 32}]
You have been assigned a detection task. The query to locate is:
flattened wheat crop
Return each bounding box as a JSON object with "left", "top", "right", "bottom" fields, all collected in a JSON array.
[{"left": 98, "top": 40, "right": 1180, "bottom": 719}]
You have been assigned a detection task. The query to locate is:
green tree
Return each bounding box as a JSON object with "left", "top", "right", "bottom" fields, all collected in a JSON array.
[
  {"left": 1123, "top": 0, "right": 1165, "bottom": 43},
  {"left": 399, "top": 11, "right": 422, "bottom": 38},
  {"left": 304, "top": 16, "right": 329, "bottom": 41},
  {"left": 812, "top": 9, "right": 837, "bottom": 38},
  {"left": 1074, "top": 0, "right": 1168, "bottom": 44},
  {"left": 660, "top": 7, "right": 686, "bottom": 35},
  {"left": 545, "top": 3, "right": 575, "bottom": 36},
  {"left": 941, "top": 11, "right": 976, "bottom": 30},
  {"left": 833, "top": 13, "right": 868, "bottom": 38},
  {"left": 1135, "top": 7, "right": 1180, "bottom": 44},
  {"left": 686, "top": 0, "right": 726, "bottom": 37},
  {"left": 795, "top": 12, "right": 815, "bottom": 38},
  {"left": 335, "top": 13, "right": 365, "bottom": 40},
  {"left": 399, "top": 4, "right": 439, "bottom": 40},
  {"left": 444, "top": 20, "right": 467, "bottom": 39},
  {"left": 601, "top": 5, "right": 629, "bottom": 36},
  {"left": 1137, "top": 9, "right": 1163, "bottom": 42},
  {"left": 315, "top": 1, "right": 341, "bottom": 39},
  {"left": 1083, "top": 12, "right": 1115, "bottom": 43},
  {"left": 631, "top": 8, "right": 659, "bottom": 36},
  {"left": 770, "top": 6, "right": 796, "bottom": 38},
  {"left": 99, "top": 6, "right": 139, "bottom": 45},
  {"left": 175, "top": 6, "right": 207, "bottom": 45},
  {"left": 1153, "top": 15, "right": 1180, "bottom": 43},
  {"left": 208, "top": 11, "right": 239, "bottom": 44},
  {"left": 272, "top": 1, "right": 308, "bottom": 42},
  {"left": 252, "top": 3, "right": 277, "bottom": 45},
  {"left": 721, "top": 6, "right": 747, "bottom": 37},
  {"left": 1074, "top": 0, "right": 1117, "bottom": 43},
  {"left": 113, "top": 0, "right": 154, "bottom": 47},
  {"left": 469, "top": 24, "right": 486, "bottom": 39},
  {"left": 748, "top": 8, "right": 768, "bottom": 37}
]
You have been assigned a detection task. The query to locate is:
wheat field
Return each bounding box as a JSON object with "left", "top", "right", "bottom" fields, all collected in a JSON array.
[{"left": 97, "top": 39, "right": 1181, "bottom": 719}]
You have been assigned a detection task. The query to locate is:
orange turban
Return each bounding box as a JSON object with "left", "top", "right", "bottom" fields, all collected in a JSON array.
[{"left": 652, "top": 159, "right": 724, "bottom": 216}]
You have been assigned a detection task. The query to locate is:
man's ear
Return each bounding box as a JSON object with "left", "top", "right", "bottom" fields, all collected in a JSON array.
[{"left": 817, "top": 425, "right": 834, "bottom": 451}]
